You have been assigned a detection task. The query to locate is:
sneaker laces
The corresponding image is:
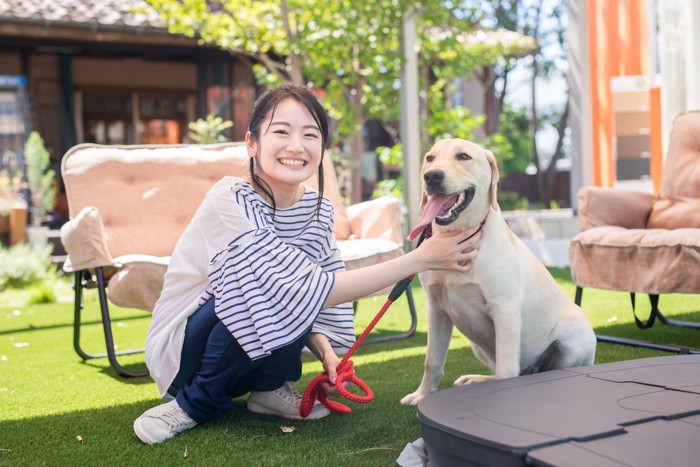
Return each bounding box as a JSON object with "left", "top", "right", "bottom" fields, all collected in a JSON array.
[
  {"left": 276, "top": 382, "right": 302, "bottom": 405},
  {"left": 157, "top": 405, "right": 194, "bottom": 430}
]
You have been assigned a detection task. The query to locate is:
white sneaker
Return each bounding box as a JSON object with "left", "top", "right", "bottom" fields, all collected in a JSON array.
[
  {"left": 247, "top": 381, "right": 330, "bottom": 420},
  {"left": 133, "top": 400, "right": 198, "bottom": 444}
]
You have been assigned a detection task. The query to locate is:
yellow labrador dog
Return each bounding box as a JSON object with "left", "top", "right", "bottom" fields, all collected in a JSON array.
[{"left": 401, "top": 138, "right": 596, "bottom": 406}]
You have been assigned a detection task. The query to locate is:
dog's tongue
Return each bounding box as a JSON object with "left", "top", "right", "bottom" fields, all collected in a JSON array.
[{"left": 407, "top": 194, "right": 458, "bottom": 241}]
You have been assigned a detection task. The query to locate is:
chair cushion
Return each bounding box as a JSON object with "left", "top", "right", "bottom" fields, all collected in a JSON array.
[
  {"left": 647, "top": 111, "right": 700, "bottom": 229},
  {"left": 107, "top": 255, "right": 169, "bottom": 312},
  {"left": 346, "top": 196, "right": 404, "bottom": 245},
  {"left": 338, "top": 238, "right": 404, "bottom": 297},
  {"left": 647, "top": 198, "right": 700, "bottom": 230},
  {"left": 577, "top": 187, "right": 652, "bottom": 231},
  {"left": 569, "top": 226, "right": 700, "bottom": 294},
  {"left": 63, "top": 144, "right": 251, "bottom": 259},
  {"left": 60, "top": 206, "right": 113, "bottom": 272},
  {"left": 338, "top": 238, "right": 403, "bottom": 271}
]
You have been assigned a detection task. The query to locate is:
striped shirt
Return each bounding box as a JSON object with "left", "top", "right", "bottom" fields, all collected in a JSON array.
[{"left": 145, "top": 176, "right": 354, "bottom": 397}]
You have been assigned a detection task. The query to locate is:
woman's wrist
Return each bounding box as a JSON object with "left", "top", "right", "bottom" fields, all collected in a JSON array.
[
  {"left": 405, "top": 246, "right": 429, "bottom": 274},
  {"left": 307, "top": 333, "right": 333, "bottom": 360}
]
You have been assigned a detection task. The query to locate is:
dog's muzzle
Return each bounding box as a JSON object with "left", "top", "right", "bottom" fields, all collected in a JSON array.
[{"left": 424, "top": 170, "right": 446, "bottom": 194}]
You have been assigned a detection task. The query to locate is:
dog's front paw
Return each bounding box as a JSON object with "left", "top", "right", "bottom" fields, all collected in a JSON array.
[
  {"left": 454, "top": 374, "right": 497, "bottom": 385},
  {"left": 400, "top": 391, "right": 428, "bottom": 406}
]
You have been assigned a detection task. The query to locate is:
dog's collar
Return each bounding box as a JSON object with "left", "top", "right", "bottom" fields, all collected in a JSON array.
[{"left": 417, "top": 216, "right": 487, "bottom": 246}]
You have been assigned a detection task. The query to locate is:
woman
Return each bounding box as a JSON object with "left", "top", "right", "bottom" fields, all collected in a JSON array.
[{"left": 133, "top": 84, "right": 481, "bottom": 444}]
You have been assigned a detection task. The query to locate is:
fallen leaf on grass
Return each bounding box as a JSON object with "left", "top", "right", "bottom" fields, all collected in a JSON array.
[
  {"left": 76, "top": 435, "right": 84, "bottom": 445},
  {"left": 280, "top": 426, "right": 295, "bottom": 433},
  {"left": 607, "top": 316, "right": 618, "bottom": 323}
]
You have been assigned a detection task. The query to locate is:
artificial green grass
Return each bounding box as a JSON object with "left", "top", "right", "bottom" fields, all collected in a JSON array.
[{"left": 0, "top": 269, "right": 698, "bottom": 466}]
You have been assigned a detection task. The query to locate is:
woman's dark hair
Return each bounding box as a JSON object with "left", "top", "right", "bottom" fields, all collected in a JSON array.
[{"left": 247, "top": 84, "right": 329, "bottom": 216}]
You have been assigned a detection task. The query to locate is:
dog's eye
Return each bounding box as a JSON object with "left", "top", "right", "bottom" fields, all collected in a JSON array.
[
  {"left": 425, "top": 154, "right": 435, "bottom": 163},
  {"left": 456, "top": 152, "right": 471, "bottom": 161}
]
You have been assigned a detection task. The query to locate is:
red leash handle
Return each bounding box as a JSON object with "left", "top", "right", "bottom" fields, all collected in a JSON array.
[
  {"left": 299, "top": 360, "right": 373, "bottom": 417},
  {"left": 300, "top": 275, "right": 415, "bottom": 417}
]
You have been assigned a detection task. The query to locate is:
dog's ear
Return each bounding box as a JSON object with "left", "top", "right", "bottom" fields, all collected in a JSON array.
[
  {"left": 419, "top": 153, "right": 428, "bottom": 209},
  {"left": 486, "top": 150, "right": 500, "bottom": 211}
]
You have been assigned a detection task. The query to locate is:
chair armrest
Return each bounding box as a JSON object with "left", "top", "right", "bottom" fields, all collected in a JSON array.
[
  {"left": 60, "top": 206, "right": 114, "bottom": 272},
  {"left": 577, "top": 187, "right": 654, "bottom": 231},
  {"left": 345, "top": 196, "right": 404, "bottom": 245}
]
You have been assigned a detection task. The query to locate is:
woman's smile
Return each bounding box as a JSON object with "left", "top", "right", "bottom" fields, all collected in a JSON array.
[{"left": 278, "top": 158, "right": 307, "bottom": 167}]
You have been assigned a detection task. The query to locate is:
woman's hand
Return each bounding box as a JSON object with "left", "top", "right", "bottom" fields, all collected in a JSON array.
[
  {"left": 415, "top": 224, "right": 482, "bottom": 273},
  {"left": 320, "top": 351, "right": 342, "bottom": 395},
  {"left": 323, "top": 223, "right": 482, "bottom": 309},
  {"left": 306, "top": 333, "right": 342, "bottom": 394}
]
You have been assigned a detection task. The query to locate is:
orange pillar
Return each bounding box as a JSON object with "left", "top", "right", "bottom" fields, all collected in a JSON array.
[
  {"left": 649, "top": 86, "right": 663, "bottom": 194},
  {"left": 587, "top": 0, "right": 649, "bottom": 188}
]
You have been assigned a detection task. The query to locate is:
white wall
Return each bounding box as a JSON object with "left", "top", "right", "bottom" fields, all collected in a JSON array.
[
  {"left": 658, "top": 0, "right": 700, "bottom": 153},
  {"left": 566, "top": 0, "right": 593, "bottom": 210}
]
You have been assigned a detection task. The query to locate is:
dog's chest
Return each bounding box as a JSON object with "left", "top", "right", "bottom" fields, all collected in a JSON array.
[{"left": 423, "top": 280, "right": 494, "bottom": 341}]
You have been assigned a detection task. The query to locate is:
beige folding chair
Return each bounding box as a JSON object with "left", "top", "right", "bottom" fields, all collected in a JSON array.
[{"left": 60, "top": 143, "right": 416, "bottom": 377}]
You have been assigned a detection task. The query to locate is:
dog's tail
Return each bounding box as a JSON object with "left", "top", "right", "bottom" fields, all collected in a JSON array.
[{"left": 520, "top": 340, "right": 564, "bottom": 375}]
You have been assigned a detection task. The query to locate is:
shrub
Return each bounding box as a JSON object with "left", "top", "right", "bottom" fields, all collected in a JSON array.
[
  {"left": 0, "top": 243, "right": 57, "bottom": 291},
  {"left": 27, "top": 282, "right": 57, "bottom": 304},
  {"left": 497, "top": 190, "right": 530, "bottom": 211},
  {"left": 187, "top": 114, "right": 233, "bottom": 144}
]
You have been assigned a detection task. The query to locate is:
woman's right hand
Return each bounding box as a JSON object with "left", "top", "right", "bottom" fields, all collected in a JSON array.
[{"left": 415, "top": 225, "right": 482, "bottom": 272}]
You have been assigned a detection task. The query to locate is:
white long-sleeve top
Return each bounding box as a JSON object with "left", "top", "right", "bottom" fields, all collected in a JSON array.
[{"left": 145, "top": 176, "right": 354, "bottom": 396}]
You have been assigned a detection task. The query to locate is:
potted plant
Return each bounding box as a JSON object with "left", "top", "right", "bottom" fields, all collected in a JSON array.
[
  {"left": 24, "top": 131, "right": 55, "bottom": 247},
  {"left": 187, "top": 114, "right": 233, "bottom": 144}
]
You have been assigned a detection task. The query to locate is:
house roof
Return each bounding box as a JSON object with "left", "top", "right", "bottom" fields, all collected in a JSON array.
[
  {"left": 0, "top": 0, "right": 164, "bottom": 31},
  {"left": 0, "top": 0, "right": 217, "bottom": 50}
]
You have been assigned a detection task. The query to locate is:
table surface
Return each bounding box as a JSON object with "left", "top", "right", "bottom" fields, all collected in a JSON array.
[{"left": 417, "top": 355, "right": 700, "bottom": 467}]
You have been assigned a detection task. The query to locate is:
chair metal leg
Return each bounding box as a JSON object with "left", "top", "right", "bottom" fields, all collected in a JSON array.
[
  {"left": 72, "top": 268, "right": 148, "bottom": 378},
  {"left": 576, "top": 286, "right": 700, "bottom": 354},
  {"left": 655, "top": 303, "right": 700, "bottom": 329},
  {"left": 363, "top": 285, "right": 418, "bottom": 345},
  {"left": 594, "top": 334, "right": 700, "bottom": 354},
  {"left": 630, "top": 293, "right": 700, "bottom": 330},
  {"left": 574, "top": 286, "right": 583, "bottom": 306}
]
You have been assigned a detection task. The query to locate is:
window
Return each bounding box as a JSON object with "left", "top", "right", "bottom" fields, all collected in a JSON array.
[{"left": 80, "top": 91, "right": 191, "bottom": 145}]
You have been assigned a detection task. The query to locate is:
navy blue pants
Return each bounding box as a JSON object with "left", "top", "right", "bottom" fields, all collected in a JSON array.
[{"left": 168, "top": 299, "right": 309, "bottom": 423}]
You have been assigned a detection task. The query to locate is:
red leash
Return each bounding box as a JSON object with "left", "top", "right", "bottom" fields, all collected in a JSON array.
[{"left": 299, "top": 275, "right": 415, "bottom": 417}]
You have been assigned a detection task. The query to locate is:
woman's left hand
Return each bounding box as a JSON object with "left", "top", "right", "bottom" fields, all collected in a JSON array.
[{"left": 320, "top": 352, "right": 342, "bottom": 395}]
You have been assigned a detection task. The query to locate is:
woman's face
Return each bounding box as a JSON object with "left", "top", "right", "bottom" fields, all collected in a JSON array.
[{"left": 246, "top": 97, "right": 323, "bottom": 194}]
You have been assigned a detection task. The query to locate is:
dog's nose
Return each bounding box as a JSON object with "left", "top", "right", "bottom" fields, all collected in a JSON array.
[{"left": 424, "top": 170, "right": 445, "bottom": 189}]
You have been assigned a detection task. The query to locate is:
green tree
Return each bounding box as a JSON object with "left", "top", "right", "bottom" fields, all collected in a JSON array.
[
  {"left": 479, "top": 0, "right": 569, "bottom": 205},
  {"left": 144, "top": 0, "right": 535, "bottom": 201}
]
